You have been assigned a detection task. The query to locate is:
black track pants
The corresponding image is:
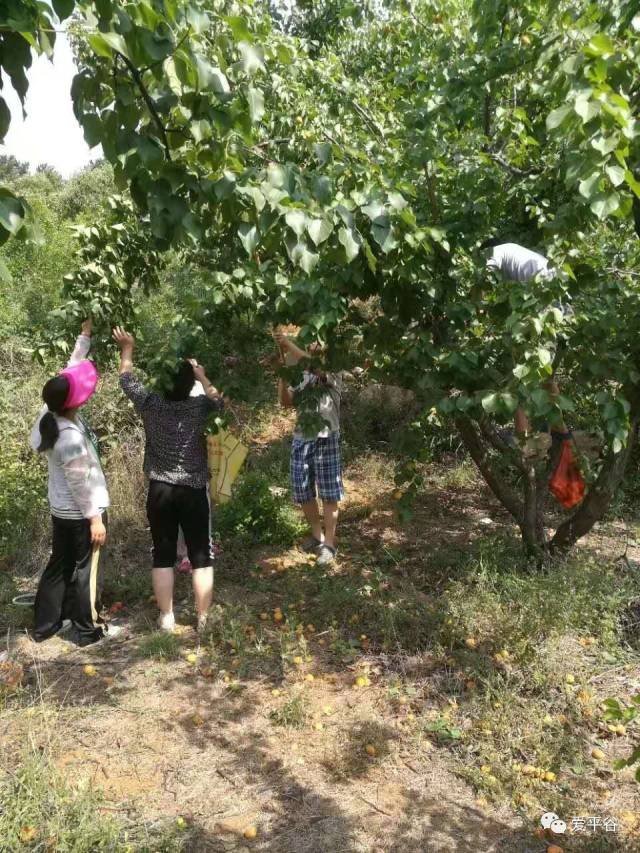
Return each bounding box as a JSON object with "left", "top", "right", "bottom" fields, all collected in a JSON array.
[{"left": 34, "top": 514, "right": 107, "bottom": 646}]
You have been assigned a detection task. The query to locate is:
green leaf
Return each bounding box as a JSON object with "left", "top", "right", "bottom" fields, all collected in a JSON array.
[
  {"left": 605, "top": 164, "right": 626, "bottom": 187},
  {"left": 238, "top": 223, "right": 259, "bottom": 256},
  {"left": 538, "top": 347, "right": 552, "bottom": 367},
  {"left": 625, "top": 170, "right": 640, "bottom": 198},
  {"left": 224, "top": 15, "right": 252, "bottom": 42},
  {"left": 238, "top": 42, "right": 266, "bottom": 75},
  {"left": 590, "top": 192, "right": 620, "bottom": 219},
  {"left": 0, "top": 97, "right": 10, "bottom": 142},
  {"left": 0, "top": 257, "right": 12, "bottom": 283},
  {"left": 195, "top": 56, "right": 230, "bottom": 98},
  {"left": 338, "top": 226, "right": 361, "bottom": 262},
  {"left": 0, "top": 192, "right": 26, "bottom": 235},
  {"left": 586, "top": 33, "right": 616, "bottom": 57},
  {"left": 313, "top": 142, "right": 332, "bottom": 165},
  {"left": 546, "top": 104, "right": 572, "bottom": 130},
  {"left": 388, "top": 191, "right": 408, "bottom": 210},
  {"left": 186, "top": 6, "right": 210, "bottom": 34},
  {"left": 481, "top": 392, "right": 498, "bottom": 413},
  {"left": 307, "top": 218, "right": 333, "bottom": 246},
  {"left": 53, "top": 0, "right": 75, "bottom": 20},
  {"left": 372, "top": 222, "right": 398, "bottom": 253},
  {"left": 578, "top": 172, "right": 601, "bottom": 199},
  {"left": 247, "top": 86, "right": 265, "bottom": 122},
  {"left": 285, "top": 209, "right": 307, "bottom": 237},
  {"left": 574, "top": 94, "right": 599, "bottom": 123},
  {"left": 88, "top": 31, "right": 130, "bottom": 59}
]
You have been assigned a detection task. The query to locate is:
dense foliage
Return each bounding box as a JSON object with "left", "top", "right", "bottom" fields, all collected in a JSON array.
[{"left": 1, "top": 0, "right": 639, "bottom": 556}]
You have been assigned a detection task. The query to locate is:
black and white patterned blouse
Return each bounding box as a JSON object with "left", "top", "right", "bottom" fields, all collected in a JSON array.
[{"left": 120, "top": 372, "right": 223, "bottom": 488}]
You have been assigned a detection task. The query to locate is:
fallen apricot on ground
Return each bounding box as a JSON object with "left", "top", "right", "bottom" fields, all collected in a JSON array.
[
  {"left": 565, "top": 674, "right": 575, "bottom": 685},
  {"left": 465, "top": 637, "right": 477, "bottom": 649},
  {"left": 19, "top": 827, "right": 37, "bottom": 843},
  {"left": 243, "top": 825, "right": 258, "bottom": 840},
  {"left": 365, "top": 743, "right": 377, "bottom": 756},
  {"left": 354, "top": 675, "right": 370, "bottom": 688},
  {"left": 83, "top": 664, "right": 97, "bottom": 677},
  {"left": 186, "top": 653, "right": 198, "bottom": 664},
  {"left": 591, "top": 747, "right": 605, "bottom": 760}
]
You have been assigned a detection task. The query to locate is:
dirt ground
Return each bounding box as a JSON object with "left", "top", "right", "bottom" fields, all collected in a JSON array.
[{"left": 2, "top": 417, "right": 640, "bottom": 852}]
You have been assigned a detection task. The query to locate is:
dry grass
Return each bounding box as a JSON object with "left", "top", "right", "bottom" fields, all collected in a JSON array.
[{"left": 1, "top": 400, "right": 640, "bottom": 852}]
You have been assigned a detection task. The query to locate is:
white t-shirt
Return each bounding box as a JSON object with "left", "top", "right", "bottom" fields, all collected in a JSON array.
[
  {"left": 293, "top": 371, "right": 342, "bottom": 439},
  {"left": 486, "top": 243, "right": 554, "bottom": 282}
]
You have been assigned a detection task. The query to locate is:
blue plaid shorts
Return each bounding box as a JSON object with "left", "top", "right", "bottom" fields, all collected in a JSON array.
[{"left": 290, "top": 432, "right": 345, "bottom": 504}]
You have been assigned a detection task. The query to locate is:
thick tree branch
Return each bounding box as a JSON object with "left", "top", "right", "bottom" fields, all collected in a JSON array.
[
  {"left": 486, "top": 152, "right": 540, "bottom": 176},
  {"left": 455, "top": 414, "right": 524, "bottom": 523},
  {"left": 117, "top": 52, "right": 172, "bottom": 161},
  {"left": 478, "top": 416, "right": 526, "bottom": 472}
]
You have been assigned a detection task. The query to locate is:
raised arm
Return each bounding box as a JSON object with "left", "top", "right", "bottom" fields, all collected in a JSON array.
[
  {"left": 66, "top": 318, "right": 93, "bottom": 367},
  {"left": 112, "top": 327, "right": 152, "bottom": 412},
  {"left": 272, "top": 332, "right": 306, "bottom": 408},
  {"left": 187, "top": 359, "right": 224, "bottom": 410},
  {"left": 112, "top": 326, "right": 135, "bottom": 374}
]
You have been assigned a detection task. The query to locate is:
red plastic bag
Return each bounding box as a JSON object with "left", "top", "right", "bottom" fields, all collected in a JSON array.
[{"left": 549, "top": 439, "right": 585, "bottom": 509}]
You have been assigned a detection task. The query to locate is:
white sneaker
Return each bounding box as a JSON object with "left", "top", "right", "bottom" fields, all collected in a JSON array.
[{"left": 157, "top": 612, "right": 176, "bottom": 633}]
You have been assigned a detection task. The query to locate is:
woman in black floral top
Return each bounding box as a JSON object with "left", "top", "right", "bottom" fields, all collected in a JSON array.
[{"left": 113, "top": 327, "right": 224, "bottom": 634}]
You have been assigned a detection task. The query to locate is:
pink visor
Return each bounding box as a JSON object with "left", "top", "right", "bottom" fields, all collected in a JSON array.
[{"left": 59, "top": 360, "right": 99, "bottom": 408}]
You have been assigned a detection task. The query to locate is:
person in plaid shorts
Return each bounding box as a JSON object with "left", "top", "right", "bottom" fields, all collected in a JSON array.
[{"left": 274, "top": 330, "right": 344, "bottom": 566}]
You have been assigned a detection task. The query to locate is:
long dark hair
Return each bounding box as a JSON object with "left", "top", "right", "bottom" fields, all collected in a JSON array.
[
  {"left": 164, "top": 360, "right": 195, "bottom": 402},
  {"left": 38, "top": 376, "right": 70, "bottom": 452}
]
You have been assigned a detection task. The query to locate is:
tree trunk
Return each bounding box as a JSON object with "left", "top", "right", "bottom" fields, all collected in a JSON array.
[
  {"left": 457, "top": 411, "right": 639, "bottom": 561},
  {"left": 455, "top": 414, "right": 524, "bottom": 523}
]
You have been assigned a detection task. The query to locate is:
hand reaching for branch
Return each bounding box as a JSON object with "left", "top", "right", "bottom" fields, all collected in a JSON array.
[
  {"left": 112, "top": 326, "right": 135, "bottom": 350},
  {"left": 112, "top": 327, "right": 135, "bottom": 374}
]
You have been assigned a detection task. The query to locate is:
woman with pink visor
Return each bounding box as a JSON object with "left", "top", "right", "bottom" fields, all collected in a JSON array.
[{"left": 30, "top": 319, "right": 111, "bottom": 646}]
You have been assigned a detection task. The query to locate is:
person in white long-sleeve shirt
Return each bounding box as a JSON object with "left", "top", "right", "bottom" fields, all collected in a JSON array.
[{"left": 30, "top": 319, "right": 111, "bottom": 646}]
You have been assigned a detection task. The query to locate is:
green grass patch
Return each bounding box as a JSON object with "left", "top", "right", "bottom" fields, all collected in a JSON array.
[
  {"left": 269, "top": 692, "right": 308, "bottom": 728},
  {"left": 137, "top": 632, "right": 182, "bottom": 661}
]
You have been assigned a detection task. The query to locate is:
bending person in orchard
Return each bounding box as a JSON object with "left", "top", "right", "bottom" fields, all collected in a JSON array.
[
  {"left": 274, "top": 330, "right": 344, "bottom": 566},
  {"left": 30, "top": 319, "right": 112, "bottom": 647},
  {"left": 112, "top": 327, "right": 224, "bottom": 633},
  {"left": 485, "top": 241, "right": 569, "bottom": 438}
]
